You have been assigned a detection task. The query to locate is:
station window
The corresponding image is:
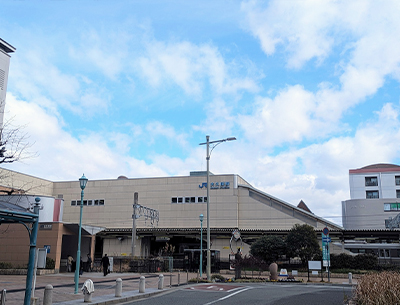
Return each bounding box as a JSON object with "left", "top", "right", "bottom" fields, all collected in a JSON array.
[
  {"left": 384, "top": 203, "right": 400, "bottom": 211},
  {"left": 396, "top": 176, "right": 400, "bottom": 185},
  {"left": 397, "top": 190, "right": 400, "bottom": 198},
  {"left": 73, "top": 199, "right": 104, "bottom": 206},
  {"left": 172, "top": 196, "right": 207, "bottom": 204},
  {"left": 365, "top": 176, "right": 378, "bottom": 186},
  {"left": 366, "top": 190, "right": 379, "bottom": 199}
]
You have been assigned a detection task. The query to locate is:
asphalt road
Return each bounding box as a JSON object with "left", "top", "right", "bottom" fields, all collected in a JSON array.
[{"left": 121, "top": 283, "right": 353, "bottom": 305}]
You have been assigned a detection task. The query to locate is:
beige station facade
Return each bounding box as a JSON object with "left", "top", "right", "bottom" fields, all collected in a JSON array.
[{"left": 0, "top": 168, "right": 342, "bottom": 272}]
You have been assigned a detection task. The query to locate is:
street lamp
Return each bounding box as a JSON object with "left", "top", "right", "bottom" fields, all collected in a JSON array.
[
  {"left": 74, "top": 174, "right": 88, "bottom": 294},
  {"left": 199, "top": 135, "right": 236, "bottom": 281},
  {"left": 199, "top": 214, "right": 204, "bottom": 277}
]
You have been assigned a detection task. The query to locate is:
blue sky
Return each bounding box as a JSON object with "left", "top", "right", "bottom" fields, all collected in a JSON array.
[{"left": 2, "top": 0, "right": 400, "bottom": 225}]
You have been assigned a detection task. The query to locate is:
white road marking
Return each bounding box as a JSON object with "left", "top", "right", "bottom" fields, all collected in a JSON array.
[{"left": 203, "top": 287, "right": 253, "bottom": 305}]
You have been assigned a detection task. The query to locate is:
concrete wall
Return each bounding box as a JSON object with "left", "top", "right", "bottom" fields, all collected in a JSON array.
[
  {"left": 342, "top": 198, "right": 400, "bottom": 229},
  {"left": 0, "top": 222, "right": 64, "bottom": 271},
  {"left": 0, "top": 169, "right": 53, "bottom": 196}
]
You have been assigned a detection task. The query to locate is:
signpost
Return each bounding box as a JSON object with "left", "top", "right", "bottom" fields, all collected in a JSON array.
[{"left": 322, "top": 227, "right": 331, "bottom": 282}]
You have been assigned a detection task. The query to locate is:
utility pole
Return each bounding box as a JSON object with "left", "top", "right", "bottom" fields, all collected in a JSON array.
[
  {"left": 131, "top": 193, "right": 159, "bottom": 257},
  {"left": 131, "top": 192, "right": 138, "bottom": 257}
]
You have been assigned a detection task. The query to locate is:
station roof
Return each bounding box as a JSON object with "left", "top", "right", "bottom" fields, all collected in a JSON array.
[{"left": 0, "top": 200, "right": 37, "bottom": 224}]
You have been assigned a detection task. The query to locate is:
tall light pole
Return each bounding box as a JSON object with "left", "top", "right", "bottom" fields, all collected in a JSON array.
[
  {"left": 199, "top": 214, "right": 204, "bottom": 277},
  {"left": 200, "top": 135, "right": 236, "bottom": 281},
  {"left": 74, "top": 174, "right": 88, "bottom": 294}
]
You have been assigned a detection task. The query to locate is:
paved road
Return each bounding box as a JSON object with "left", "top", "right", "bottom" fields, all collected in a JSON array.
[{"left": 120, "top": 283, "right": 354, "bottom": 305}]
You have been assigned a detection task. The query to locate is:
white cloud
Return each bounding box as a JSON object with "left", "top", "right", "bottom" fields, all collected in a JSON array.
[
  {"left": 242, "top": 0, "right": 400, "bottom": 128},
  {"left": 2, "top": 94, "right": 170, "bottom": 181},
  {"left": 145, "top": 121, "right": 189, "bottom": 148},
  {"left": 137, "top": 39, "right": 259, "bottom": 97},
  {"left": 68, "top": 28, "right": 131, "bottom": 80},
  {"left": 238, "top": 85, "right": 327, "bottom": 147},
  {"left": 10, "top": 44, "right": 110, "bottom": 118},
  {"left": 241, "top": 0, "right": 338, "bottom": 68}
]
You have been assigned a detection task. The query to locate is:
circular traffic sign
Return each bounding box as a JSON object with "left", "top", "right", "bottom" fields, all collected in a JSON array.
[{"left": 323, "top": 227, "right": 329, "bottom": 235}]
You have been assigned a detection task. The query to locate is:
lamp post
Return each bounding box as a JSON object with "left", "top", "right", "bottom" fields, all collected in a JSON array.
[
  {"left": 199, "top": 135, "right": 236, "bottom": 281},
  {"left": 74, "top": 174, "right": 88, "bottom": 294},
  {"left": 199, "top": 214, "right": 204, "bottom": 277}
]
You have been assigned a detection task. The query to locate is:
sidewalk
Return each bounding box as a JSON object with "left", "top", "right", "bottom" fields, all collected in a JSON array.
[
  {"left": 0, "top": 271, "right": 357, "bottom": 305},
  {"left": 0, "top": 271, "right": 196, "bottom": 305}
]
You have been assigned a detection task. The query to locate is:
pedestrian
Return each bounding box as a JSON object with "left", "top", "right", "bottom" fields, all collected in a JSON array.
[
  {"left": 79, "top": 257, "right": 83, "bottom": 276},
  {"left": 101, "top": 254, "right": 110, "bottom": 276},
  {"left": 86, "top": 253, "right": 92, "bottom": 272},
  {"left": 67, "top": 255, "right": 73, "bottom": 272}
]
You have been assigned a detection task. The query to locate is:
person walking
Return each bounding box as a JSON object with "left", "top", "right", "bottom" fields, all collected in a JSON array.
[
  {"left": 86, "top": 253, "right": 92, "bottom": 272},
  {"left": 67, "top": 255, "right": 73, "bottom": 272},
  {"left": 79, "top": 257, "right": 83, "bottom": 276},
  {"left": 101, "top": 254, "right": 110, "bottom": 276}
]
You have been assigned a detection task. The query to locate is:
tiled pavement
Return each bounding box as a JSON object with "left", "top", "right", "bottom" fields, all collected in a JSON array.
[{"left": 0, "top": 271, "right": 357, "bottom": 305}]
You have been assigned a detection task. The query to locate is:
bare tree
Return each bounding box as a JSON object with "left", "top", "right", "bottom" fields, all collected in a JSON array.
[{"left": 0, "top": 117, "right": 35, "bottom": 164}]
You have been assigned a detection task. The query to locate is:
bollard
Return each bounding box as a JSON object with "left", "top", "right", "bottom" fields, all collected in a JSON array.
[
  {"left": 348, "top": 272, "right": 352, "bottom": 284},
  {"left": 43, "top": 285, "right": 53, "bottom": 305},
  {"left": 158, "top": 274, "right": 164, "bottom": 290},
  {"left": 115, "top": 278, "right": 122, "bottom": 297},
  {"left": 82, "top": 279, "right": 94, "bottom": 303},
  {"left": 139, "top": 276, "right": 145, "bottom": 293},
  {"left": 1, "top": 289, "right": 6, "bottom": 305},
  {"left": 187, "top": 270, "right": 188, "bottom": 285},
  {"left": 178, "top": 270, "right": 180, "bottom": 286}
]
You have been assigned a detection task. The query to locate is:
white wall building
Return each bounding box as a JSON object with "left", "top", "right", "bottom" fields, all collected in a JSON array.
[
  {"left": 0, "top": 38, "right": 15, "bottom": 128},
  {"left": 342, "top": 164, "right": 400, "bottom": 229}
]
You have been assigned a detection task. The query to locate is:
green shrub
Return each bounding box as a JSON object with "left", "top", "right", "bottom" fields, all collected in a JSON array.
[
  {"left": 0, "top": 262, "right": 13, "bottom": 269},
  {"left": 46, "top": 257, "right": 55, "bottom": 269},
  {"left": 330, "top": 253, "right": 378, "bottom": 270},
  {"left": 188, "top": 278, "right": 209, "bottom": 283},
  {"left": 211, "top": 274, "right": 226, "bottom": 282},
  {"left": 235, "top": 255, "right": 269, "bottom": 271}
]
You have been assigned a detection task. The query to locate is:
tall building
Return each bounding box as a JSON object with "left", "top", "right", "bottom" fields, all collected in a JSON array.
[
  {"left": 342, "top": 163, "right": 400, "bottom": 229},
  {"left": 0, "top": 38, "right": 16, "bottom": 129}
]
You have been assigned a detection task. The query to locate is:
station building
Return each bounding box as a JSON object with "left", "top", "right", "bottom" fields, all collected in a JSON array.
[{"left": 0, "top": 168, "right": 342, "bottom": 272}]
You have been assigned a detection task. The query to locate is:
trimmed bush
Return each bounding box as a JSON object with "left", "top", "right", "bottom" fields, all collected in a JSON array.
[{"left": 330, "top": 253, "right": 378, "bottom": 270}]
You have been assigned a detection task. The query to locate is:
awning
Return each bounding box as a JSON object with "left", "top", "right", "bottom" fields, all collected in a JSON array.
[{"left": 63, "top": 223, "right": 106, "bottom": 236}]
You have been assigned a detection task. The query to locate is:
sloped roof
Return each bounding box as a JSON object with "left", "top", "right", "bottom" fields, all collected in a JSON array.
[{"left": 297, "top": 200, "right": 313, "bottom": 213}]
